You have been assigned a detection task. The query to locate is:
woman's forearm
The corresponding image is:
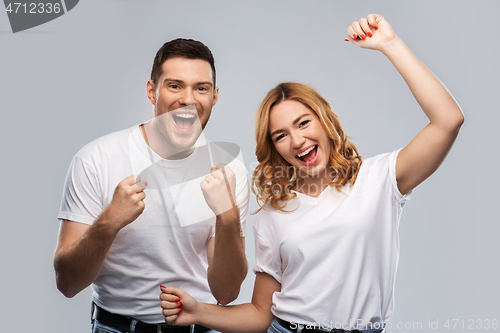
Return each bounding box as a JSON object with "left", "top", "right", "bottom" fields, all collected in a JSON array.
[
  {"left": 380, "top": 36, "right": 464, "bottom": 130},
  {"left": 196, "top": 302, "right": 272, "bottom": 333}
]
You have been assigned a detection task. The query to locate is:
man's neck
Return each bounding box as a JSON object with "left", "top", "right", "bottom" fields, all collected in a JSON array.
[{"left": 140, "top": 122, "right": 195, "bottom": 160}]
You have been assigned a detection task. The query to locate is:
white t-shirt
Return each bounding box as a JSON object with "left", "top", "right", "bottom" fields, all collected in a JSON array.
[
  {"left": 253, "top": 150, "right": 411, "bottom": 330},
  {"left": 58, "top": 124, "right": 250, "bottom": 323}
]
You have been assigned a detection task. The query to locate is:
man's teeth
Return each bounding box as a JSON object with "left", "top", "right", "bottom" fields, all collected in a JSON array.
[
  {"left": 175, "top": 113, "right": 195, "bottom": 119},
  {"left": 297, "top": 146, "right": 316, "bottom": 158}
]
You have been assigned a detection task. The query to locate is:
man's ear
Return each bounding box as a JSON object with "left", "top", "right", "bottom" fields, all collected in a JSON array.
[
  {"left": 146, "top": 79, "right": 157, "bottom": 105},
  {"left": 212, "top": 86, "right": 219, "bottom": 107}
]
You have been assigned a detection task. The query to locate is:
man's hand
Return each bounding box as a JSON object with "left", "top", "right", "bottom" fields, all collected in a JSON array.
[
  {"left": 101, "top": 175, "right": 148, "bottom": 230},
  {"left": 200, "top": 163, "right": 236, "bottom": 216},
  {"left": 160, "top": 286, "right": 198, "bottom": 326}
]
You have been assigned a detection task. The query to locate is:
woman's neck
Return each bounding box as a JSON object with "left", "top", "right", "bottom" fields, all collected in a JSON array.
[{"left": 294, "top": 166, "right": 334, "bottom": 197}]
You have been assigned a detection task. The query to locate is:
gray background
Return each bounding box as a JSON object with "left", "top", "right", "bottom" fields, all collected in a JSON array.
[{"left": 1, "top": 1, "right": 499, "bottom": 332}]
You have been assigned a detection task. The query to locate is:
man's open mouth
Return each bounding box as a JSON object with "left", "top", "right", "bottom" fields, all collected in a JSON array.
[{"left": 172, "top": 112, "right": 198, "bottom": 129}]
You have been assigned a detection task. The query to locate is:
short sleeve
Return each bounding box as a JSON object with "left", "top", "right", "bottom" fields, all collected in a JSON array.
[
  {"left": 232, "top": 157, "right": 250, "bottom": 237},
  {"left": 252, "top": 214, "right": 282, "bottom": 283},
  {"left": 57, "top": 155, "right": 103, "bottom": 225},
  {"left": 388, "top": 148, "right": 413, "bottom": 204}
]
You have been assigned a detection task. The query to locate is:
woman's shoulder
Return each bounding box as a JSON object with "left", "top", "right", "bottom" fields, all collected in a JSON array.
[
  {"left": 359, "top": 149, "right": 401, "bottom": 174},
  {"left": 253, "top": 200, "right": 299, "bottom": 230}
]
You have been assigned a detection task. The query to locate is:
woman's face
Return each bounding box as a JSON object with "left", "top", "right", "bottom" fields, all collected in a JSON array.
[{"left": 269, "top": 100, "right": 332, "bottom": 178}]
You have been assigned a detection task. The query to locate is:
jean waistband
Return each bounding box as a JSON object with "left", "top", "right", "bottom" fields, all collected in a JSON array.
[{"left": 92, "top": 302, "right": 210, "bottom": 333}]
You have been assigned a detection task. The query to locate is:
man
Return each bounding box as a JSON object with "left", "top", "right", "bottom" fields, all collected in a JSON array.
[{"left": 54, "top": 39, "right": 250, "bottom": 333}]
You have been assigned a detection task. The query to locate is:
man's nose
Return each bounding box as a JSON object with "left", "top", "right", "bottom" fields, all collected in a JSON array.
[{"left": 179, "top": 88, "right": 195, "bottom": 106}]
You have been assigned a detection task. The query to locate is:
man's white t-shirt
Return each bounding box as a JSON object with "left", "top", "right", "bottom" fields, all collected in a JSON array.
[
  {"left": 58, "top": 124, "right": 250, "bottom": 323},
  {"left": 253, "top": 150, "right": 411, "bottom": 330}
]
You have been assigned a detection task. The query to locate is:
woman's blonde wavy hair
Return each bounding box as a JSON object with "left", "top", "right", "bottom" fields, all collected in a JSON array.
[{"left": 252, "top": 82, "right": 363, "bottom": 213}]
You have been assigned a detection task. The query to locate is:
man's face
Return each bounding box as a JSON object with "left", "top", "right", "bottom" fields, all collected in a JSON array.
[{"left": 147, "top": 57, "right": 218, "bottom": 155}]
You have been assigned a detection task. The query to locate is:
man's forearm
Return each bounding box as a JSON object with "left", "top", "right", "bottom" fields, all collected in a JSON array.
[
  {"left": 207, "top": 207, "right": 248, "bottom": 305},
  {"left": 54, "top": 216, "right": 119, "bottom": 298}
]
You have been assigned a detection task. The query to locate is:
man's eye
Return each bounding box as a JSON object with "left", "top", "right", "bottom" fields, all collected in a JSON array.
[
  {"left": 197, "top": 87, "right": 209, "bottom": 92},
  {"left": 169, "top": 84, "right": 180, "bottom": 89}
]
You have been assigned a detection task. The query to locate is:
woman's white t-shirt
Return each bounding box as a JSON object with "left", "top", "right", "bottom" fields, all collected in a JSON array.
[{"left": 253, "top": 150, "right": 411, "bottom": 330}]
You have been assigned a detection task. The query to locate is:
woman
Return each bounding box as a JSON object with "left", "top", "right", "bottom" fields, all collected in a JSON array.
[{"left": 159, "top": 14, "right": 463, "bottom": 333}]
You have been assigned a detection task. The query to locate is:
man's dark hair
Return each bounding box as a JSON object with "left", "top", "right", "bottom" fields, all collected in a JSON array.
[{"left": 150, "top": 38, "right": 216, "bottom": 88}]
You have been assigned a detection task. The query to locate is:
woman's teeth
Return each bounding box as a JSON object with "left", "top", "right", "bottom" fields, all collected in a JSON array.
[{"left": 297, "top": 145, "right": 316, "bottom": 158}]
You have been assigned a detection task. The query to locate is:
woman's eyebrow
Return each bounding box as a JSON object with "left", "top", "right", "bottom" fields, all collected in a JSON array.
[
  {"left": 270, "top": 114, "right": 310, "bottom": 137},
  {"left": 292, "top": 114, "right": 310, "bottom": 125}
]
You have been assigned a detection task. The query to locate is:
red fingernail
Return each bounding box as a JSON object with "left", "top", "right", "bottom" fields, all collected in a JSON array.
[
  {"left": 367, "top": 32, "right": 373, "bottom": 37},
  {"left": 174, "top": 297, "right": 180, "bottom": 302},
  {"left": 178, "top": 302, "right": 182, "bottom": 307},
  {"left": 178, "top": 308, "right": 183, "bottom": 312},
  {"left": 373, "top": 26, "right": 378, "bottom": 30},
  {"left": 160, "top": 285, "right": 166, "bottom": 289},
  {"left": 352, "top": 34, "right": 357, "bottom": 39},
  {"left": 345, "top": 38, "right": 349, "bottom": 41},
  {"left": 360, "top": 34, "right": 366, "bottom": 40}
]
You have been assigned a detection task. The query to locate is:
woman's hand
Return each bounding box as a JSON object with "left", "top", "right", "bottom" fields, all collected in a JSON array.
[
  {"left": 160, "top": 286, "right": 198, "bottom": 326},
  {"left": 345, "top": 14, "right": 397, "bottom": 51}
]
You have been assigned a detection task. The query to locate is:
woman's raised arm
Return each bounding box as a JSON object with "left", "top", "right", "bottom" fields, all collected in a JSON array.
[{"left": 346, "top": 14, "right": 464, "bottom": 195}]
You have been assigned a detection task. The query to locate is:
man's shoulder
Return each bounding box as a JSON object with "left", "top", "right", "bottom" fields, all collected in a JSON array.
[{"left": 74, "top": 124, "right": 138, "bottom": 161}]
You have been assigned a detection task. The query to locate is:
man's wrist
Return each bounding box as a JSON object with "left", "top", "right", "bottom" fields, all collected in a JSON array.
[
  {"left": 93, "top": 211, "right": 121, "bottom": 239},
  {"left": 216, "top": 206, "right": 240, "bottom": 224},
  {"left": 215, "top": 206, "right": 243, "bottom": 238}
]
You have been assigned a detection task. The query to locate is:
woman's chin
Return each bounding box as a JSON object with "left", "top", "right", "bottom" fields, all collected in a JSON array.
[{"left": 297, "top": 164, "right": 331, "bottom": 179}]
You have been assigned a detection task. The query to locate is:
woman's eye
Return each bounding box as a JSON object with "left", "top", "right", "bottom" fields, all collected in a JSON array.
[
  {"left": 299, "top": 120, "right": 310, "bottom": 127},
  {"left": 275, "top": 134, "right": 285, "bottom": 142}
]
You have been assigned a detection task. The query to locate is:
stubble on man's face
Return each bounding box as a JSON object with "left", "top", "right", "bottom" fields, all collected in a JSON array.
[
  {"left": 153, "top": 102, "right": 204, "bottom": 154},
  {"left": 147, "top": 57, "right": 217, "bottom": 159}
]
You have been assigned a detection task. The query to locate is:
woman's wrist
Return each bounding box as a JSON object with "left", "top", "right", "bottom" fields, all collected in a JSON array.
[
  {"left": 378, "top": 35, "right": 406, "bottom": 57},
  {"left": 195, "top": 302, "right": 211, "bottom": 326}
]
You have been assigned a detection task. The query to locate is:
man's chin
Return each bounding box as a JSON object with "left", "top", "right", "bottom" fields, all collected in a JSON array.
[{"left": 167, "top": 134, "right": 202, "bottom": 156}]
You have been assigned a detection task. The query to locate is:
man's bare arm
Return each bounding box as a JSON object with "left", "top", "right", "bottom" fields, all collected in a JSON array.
[
  {"left": 201, "top": 164, "right": 248, "bottom": 305},
  {"left": 54, "top": 218, "right": 119, "bottom": 297},
  {"left": 54, "top": 175, "right": 147, "bottom": 298},
  {"left": 206, "top": 207, "right": 248, "bottom": 305}
]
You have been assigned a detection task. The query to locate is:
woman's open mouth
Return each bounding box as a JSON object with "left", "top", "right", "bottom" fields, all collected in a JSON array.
[{"left": 296, "top": 145, "right": 319, "bottom": 165}]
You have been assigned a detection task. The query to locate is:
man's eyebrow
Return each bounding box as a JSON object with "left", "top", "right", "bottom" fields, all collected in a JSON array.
[
  {"left": 196, "top": 81, "right": 213, "bottom": 87},
  {"left": 162, "top": 78, "right": 184, "bottom": 85},
  {"left": 269, "top": 114, "right": 310, "bottom": 138},
  {"left": 161, "top": 78, "right": 213, "bottom": 87}
]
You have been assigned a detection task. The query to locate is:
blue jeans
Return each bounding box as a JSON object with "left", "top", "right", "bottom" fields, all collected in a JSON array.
[
  {"left": 267, "top": 318, "right": 385, "bottom": 333},
  {"left": 92, "top": 319, "right": 124, "bottom": 333}
]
